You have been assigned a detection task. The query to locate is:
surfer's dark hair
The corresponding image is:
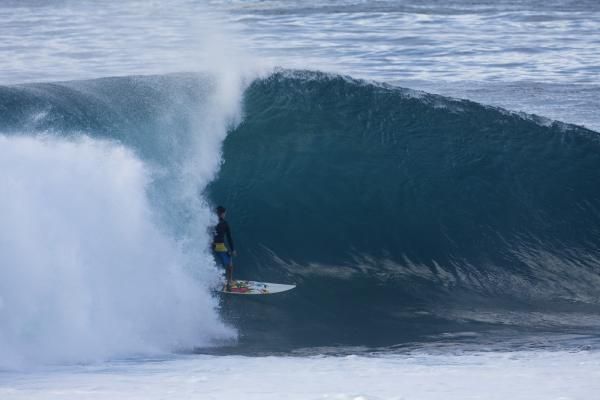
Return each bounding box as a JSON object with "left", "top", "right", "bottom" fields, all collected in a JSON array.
[{"left": 216, "top": 206, "right": 226, "bottom": 215}]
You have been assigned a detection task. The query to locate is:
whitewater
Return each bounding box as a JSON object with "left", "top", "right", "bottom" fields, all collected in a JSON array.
[{"left": 1, "top": 1, "right": 600, "bottom": 399}]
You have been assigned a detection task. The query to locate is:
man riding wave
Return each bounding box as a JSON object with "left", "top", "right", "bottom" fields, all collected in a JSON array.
[{"left": 212, "top": 205, "right": 236, "bottom": 291}]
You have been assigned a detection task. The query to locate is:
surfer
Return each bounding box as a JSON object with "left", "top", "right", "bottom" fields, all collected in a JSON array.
[{"left": 213, "top": 205, "right": 236, "bottom": 291}]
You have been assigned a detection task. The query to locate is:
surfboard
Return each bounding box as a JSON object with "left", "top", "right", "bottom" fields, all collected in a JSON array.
[{"left": 220, "top": 280, "right": 296, "bottom": 295}]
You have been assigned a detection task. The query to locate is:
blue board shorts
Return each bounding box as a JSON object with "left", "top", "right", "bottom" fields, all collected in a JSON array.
[{"left": 214, "top": 250, "right": 231, "bottom": 268}]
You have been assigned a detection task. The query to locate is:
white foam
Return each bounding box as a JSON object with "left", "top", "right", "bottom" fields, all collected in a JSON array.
[
  {"left": 0, "top": 135, "right": 234, "bottom": 368},
  {"left": 1, "top": 350, "right": 599, "bottom": 399}
]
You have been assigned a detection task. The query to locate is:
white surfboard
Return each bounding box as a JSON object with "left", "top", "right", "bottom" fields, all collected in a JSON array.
[{"left": 220, "top": 280, "right": 296, "bottom": 295}]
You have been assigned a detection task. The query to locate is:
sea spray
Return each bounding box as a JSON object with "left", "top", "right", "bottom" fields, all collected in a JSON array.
[
  {"left": 0, "top": 19, "right": 259, "bottom": 363},
  {"left": 0, "top": 135, "right": 234, "bottom": 368}
]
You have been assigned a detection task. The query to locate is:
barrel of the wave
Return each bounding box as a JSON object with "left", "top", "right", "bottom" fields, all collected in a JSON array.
[{"left": 209, "top": 70, "right": 600, "bottom": 308}]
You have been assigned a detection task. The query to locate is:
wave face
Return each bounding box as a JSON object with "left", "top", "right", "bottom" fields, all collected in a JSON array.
[
  {"left": 209, "top": 71, "right": 600, "bottom": 349},
  {"left": 0, "top": 74, "right": 244, "bottom": 367},
  {"left": 2, "top": 71, "right": 600, "bottom": 358}
]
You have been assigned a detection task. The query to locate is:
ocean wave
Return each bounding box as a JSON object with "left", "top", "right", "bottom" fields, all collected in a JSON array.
[{"left": 2, "top": 70, "right": 600, "bottom": 352}]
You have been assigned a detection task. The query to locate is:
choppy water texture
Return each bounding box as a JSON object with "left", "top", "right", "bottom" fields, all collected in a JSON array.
[{"left": 2, "top": 0, "right": 600, "bottom": 130}]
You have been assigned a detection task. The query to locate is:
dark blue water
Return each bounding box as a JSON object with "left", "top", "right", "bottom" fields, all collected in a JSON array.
[{"left": 209, "top": 71, "right": 600, "bottom": 350}]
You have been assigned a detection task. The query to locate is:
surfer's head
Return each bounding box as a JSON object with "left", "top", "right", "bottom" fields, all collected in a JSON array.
[{"left": 216, "top": 205, "right": 227, "bottom": 218}]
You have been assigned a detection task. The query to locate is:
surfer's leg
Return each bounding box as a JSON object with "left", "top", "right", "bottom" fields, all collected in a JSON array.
[
  {"left": 214, "top": 251, "right": 232, "bottom": 290},
  {"left": 225, "top": 253, "right": 233, "bottom": 285},
  {"left": 218, "top": 252, "right": 233, "bottom": 291},
  {"left": 226, "top": 264, "right": 233, "bottom": 285}
]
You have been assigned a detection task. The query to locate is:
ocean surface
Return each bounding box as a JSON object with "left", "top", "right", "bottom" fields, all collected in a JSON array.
[{"left": 1, "top": 1, "right": 600, "bottom": 398}]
